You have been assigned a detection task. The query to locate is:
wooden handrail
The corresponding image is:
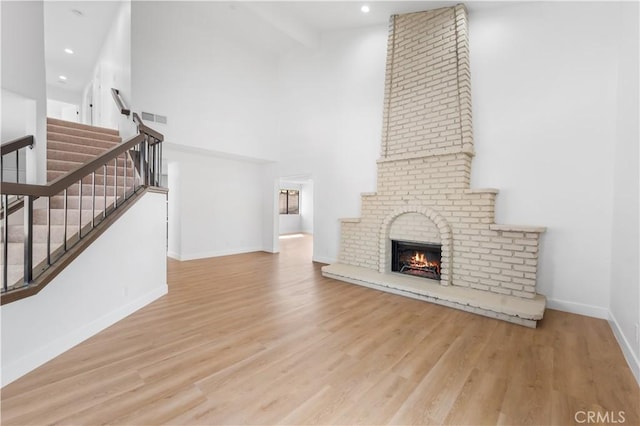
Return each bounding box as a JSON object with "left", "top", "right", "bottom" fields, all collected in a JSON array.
[
  {"left": 110, "top": 88, "right": 130, "bottom": 117},
  {"left": 1, "top": 135, "right": 33, "bottom": 156},
  {"left": 1, "top": 133, "right": 145, "bottom": 197},
  {"left": 133, "top": 113, "right": 163, "bottom": 143}
]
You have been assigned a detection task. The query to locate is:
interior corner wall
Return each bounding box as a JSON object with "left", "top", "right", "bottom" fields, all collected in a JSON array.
[
  {"left": 131, "top": 1, "right": 279, "bottom": 162},
  {"left": 468, "top": 2, "right": 624, "bottom": 317},
  {"left": 1, "top": 0, "right": 47, "bottom": 184},
  {"left": 167, "top": 161, "right": 181, "bottom": 259},
  {"left": 165, "top": 147, "right": 268, "bottom": 260},
  {"left": 300, "top": 181, "right": 314, "bottom": 234},
  {"left": 609, "top": 1, "right": 640, "bottom": 379},
  {"left": 277, "top": 25, "right": 388, "bottom": 263},
  {"left": 83, "top": 0, "right": 133, "bottom": 137}
]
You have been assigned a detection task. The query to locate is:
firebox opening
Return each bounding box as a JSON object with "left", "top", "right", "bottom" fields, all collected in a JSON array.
[{"left": 391, "top": 240, "right": 441, "bottom": 280}]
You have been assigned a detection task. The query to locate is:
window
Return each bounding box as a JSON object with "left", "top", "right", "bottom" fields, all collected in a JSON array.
[{"left": 279, "top": 189, "right": 299, "bottom": 214}]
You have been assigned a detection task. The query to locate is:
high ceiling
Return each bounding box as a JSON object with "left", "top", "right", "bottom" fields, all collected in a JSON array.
[
  {"left": 44, "top": 1, "right": 122, "bottom": 95},
  {"left": 44, "top": 1, "right": 491, "bottom": 100}
]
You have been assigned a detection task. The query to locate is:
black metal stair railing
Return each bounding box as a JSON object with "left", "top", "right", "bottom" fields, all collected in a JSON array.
[{"left": 0, "top": 93, "right": 163, "bottom": 297}]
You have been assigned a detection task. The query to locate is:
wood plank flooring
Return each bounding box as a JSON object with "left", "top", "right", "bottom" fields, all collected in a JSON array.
[{"left": 2, "top": 234, "right": 638, "bottom": 425}]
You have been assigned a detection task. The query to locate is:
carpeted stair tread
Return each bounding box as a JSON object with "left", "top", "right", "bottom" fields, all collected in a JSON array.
[
  {"left": 48, "top": 170, "right": 136, "bottom": 186},
  {"left": 6, "top": 224, "right": 67, "bottom": 243},
  {"left": 47, "top": 125, "right": 121, "bottom": 142},
  {"left": 47, "top": 118, "right": 119, "bottom": 136},
  {"left": 47, "top": 132, "right": 121, "bottom": 150},
  {"left": 48, "top": 159, "right": 134, "bottom": 173},
  {"left": 47, "top": 150, "right": 130, "bottom": 166},
  {"left": 47, "top": 141, "right": 115, "bottom": 157}
]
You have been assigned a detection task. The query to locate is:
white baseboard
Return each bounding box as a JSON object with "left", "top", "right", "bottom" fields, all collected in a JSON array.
[
  {"left": 178, "top": 247, "right": 264, "bottom": 261},
  {"left": 167, "top": 251, "right": 181, "bottom": 260},
  {"left": 608, "top": 312, "right": 640, "bottom": 386},
  {"left": 1, "top": 285, "right": 167, "bottom": 387},
  {"left": 312, "top": 255, "right": 336, "bottom": 265},
  {"left": 546, "top": 298, "right": 609, "bottom": 319}
]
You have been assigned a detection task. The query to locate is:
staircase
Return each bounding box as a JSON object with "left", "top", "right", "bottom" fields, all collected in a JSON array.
[{"left": 1, "top": 119, "right": 136, "bottom": 290}]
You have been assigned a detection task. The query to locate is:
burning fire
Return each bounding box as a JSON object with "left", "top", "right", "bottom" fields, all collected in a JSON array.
[{"left": 410, "top": 251, "right": 440, "bottom": 273}]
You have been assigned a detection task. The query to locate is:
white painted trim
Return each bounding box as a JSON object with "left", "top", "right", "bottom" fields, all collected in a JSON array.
[
  {"left": 1, "top": 285, "right": 167, "bottom": 387},
  {"left": 546, "top": 298, "right": 609, "bottom": 319},
  {"left": 312, "top": 256, "right": 336, "bottom": 265},
  {"left": 609, "top": 312, "right": 640, "bottom": 386},
  {"left": 167, "top": 251, "right": 181, "bottom": 260},
  {"left": 178, "top": 247, "right": 264, "bottom": 261}
]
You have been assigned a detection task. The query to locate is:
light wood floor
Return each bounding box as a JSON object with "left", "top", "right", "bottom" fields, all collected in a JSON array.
[{"left": 2, "top": 234, "right": 638, "bottom": 425}]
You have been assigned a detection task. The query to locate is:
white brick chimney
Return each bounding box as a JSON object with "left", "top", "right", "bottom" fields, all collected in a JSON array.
[{"left": 322, "top": 5, "right": 547, "bottom": 327}]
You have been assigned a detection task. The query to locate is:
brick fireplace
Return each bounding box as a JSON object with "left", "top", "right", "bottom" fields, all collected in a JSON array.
[{"left": 321, "top": 5, "right": 546, "bottom": 327}]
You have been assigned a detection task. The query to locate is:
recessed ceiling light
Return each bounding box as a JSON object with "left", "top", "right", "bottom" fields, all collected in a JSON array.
[
  {"left": 64, "top": 48, "right": 74, "bottom": 55},
  {"left": 361, "top": 5, "right": 370, "bottom": 13},
  {"left": 71, "top": 9, "right": 84, "bottom": 17},
  {"left": 58, "top": 75, "right": 67, "bottom": 81}
]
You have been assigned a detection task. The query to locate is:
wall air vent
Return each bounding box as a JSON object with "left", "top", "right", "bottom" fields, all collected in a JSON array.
[{"left": 141, "top": 111, "right": 155, "bottom": 122}]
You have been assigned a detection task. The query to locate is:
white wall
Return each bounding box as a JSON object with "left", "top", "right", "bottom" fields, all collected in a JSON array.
[
  {"left": 46, "top": 99, "right": 79, "bottom": 122},
  {"left": 167, "top": 161, "right": 182, "bottom": 258},
  {"left": 300, "top": 181, "right": 314, "bottom": 234},
  {"left": 82, "top": 1, "right": 133, "bottom": 136},
  {"left": 1, "top": 0, "right": 47, "bottom": 183},
  {"left": 131, "top": 1, "right": 280, "bottom": 162},
  {"left": 164, "top": 146, "right": 269, "bottom": 260},
  {"left": 0, "top": 191, "right": 168, "bottom": 386},
  {"left": 468, "top": 2, "right": 626, "bottom": 318},
  {"left": 609, "top": 2, "right": 640, "bottom": 382},
  {"left": 277, "top": 25, "right": 387, "bottom": 263}
]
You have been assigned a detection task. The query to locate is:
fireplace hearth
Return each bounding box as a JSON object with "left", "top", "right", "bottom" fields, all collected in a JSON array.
[{"left": 392, "top": 240, "right": 441, "bottom": 280}]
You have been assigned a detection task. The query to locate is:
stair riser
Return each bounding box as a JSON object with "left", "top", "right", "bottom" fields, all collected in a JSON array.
[
  {"left": 48, "top": 150, "right": 130, "bottom": 166},
  {"left": 33, "top": 208, "right": 101, "bottom": 227},
  {"left": 2, "top": 241, "right": 58, "bottom": 266},
  {"left": 47, "top": 118, "right": 119, "bottom": 136},
  {"left": 5, "top": 224, "right": 66, "bottom": 244},
  {"left": 1, "top": 264, "right": 24, "bottom": 289},
  {"left": 48, "top": 160, "right": 135, "bottom": 174},
  {"left": 47, "top": 127, "right": 120, "bottom": 143},
  {"left": 47, "top": 141, "right": 111, "bottom": 157},
  {"left": 50, "top": 194, "right": 125, "bottom": 210},
  {"left": 48, "top": 171, "right": 137, "bottom": 187},
  {"left": 47, "top": 133, "right": 121, "bottom": 151}
]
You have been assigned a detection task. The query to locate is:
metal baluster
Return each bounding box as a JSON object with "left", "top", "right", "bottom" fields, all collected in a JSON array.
[
  {"left": 16, "top": 151, "right": 19, "bottom": 183},
  {"left": 63, "top": 189, "right": 68, "bottom": 252},
  {"left": 46, "top": 196, "right": 51, "bottom": 265},
  {"left": 159, "top": 142, "right": 163, "bottom": 186},
  {"left": 114, "top": 158, "right": 118, "bottom": 209},
  {"left": 153, "top": 143, "right": 157, "bottom": 186},
  {"left": 1, "top": 155, "right": 4, "bottom": 181},
  {"left": 23, "top": 196, "right": 33, "bottom": 284},
  {"left": 123, "top": 153, "right": 127, "bottom": 200},
  {"left": 78, "top": 179, "right": 83, "bottom": 239},
  {"left": 3, "top": 194, "right": 8, "bottom": 291},
  {"left": 147, "top": 140, "right": 152, "bottom": 186},
  {"left": 103, "top": 165, "right": 107, "bottom": 218},
  {"left": 92, "top": 172, "right": 96, "bottom": 229},
  {"left": 139, "top": 142, "right": 145, "bottom": 187}
]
